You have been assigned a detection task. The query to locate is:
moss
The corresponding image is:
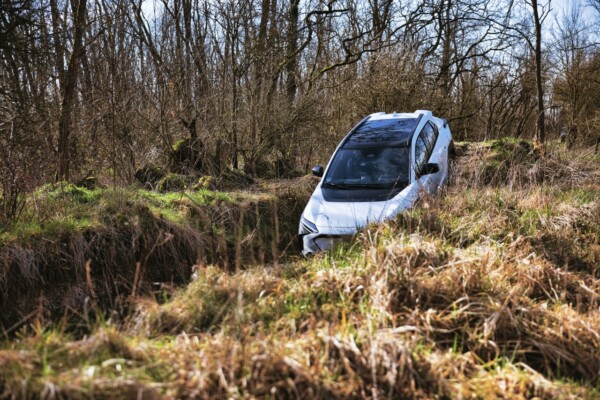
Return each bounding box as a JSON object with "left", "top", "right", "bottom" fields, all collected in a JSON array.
[
  {"left": 193, "top": 175, "right": 214, "bottom": 190},
  {"left": 36, "top": 182, "right": 102, "bottom": 205},
  {"left": 134, "top": 163, "right": 166, "bottom": 186},
  {"left": 75, "top": 176, "right": 102, "bottom": 190},
  {"left": 156, "top": 173, "right": 192, "bottom": 193},
  {"left": 170, "top": 138, "right": 203, "bottom": 173},
  {"left": 0, "top": 217, "right": 94, "bottom": 243},
  {"left": 0, "top": 183, "right": 104, "bottom": 241},
  {"left": 171, "top": 139, "right": 187, "bottom": 152},
  {"left": 137, "top": 188, "right": 234, "bottom": 210},
  {"left": 490, "top": 136, "right": 533, "bottom": 152}
]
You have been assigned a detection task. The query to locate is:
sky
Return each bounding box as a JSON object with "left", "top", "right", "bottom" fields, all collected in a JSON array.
[
  {"left": 140, "top": 0, "right": 598, "bottom": 23},
  {"left": 139, "top": 0, "right": 599, "bottom": 39},
  {"left": 551, "top": 0, "right": 597, "bottom": 23}
]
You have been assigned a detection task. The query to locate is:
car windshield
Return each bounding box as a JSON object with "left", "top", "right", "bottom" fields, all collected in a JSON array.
[{"left": 323, "top": 146, "right": 409, "bottom": 188}]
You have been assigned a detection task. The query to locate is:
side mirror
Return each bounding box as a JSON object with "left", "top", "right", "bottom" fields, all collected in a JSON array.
[
  {"left": 311, "top": 165, "right": 324, "bottom": 177},
  {"left": 421, "top": 163, "right": 440, "bottom": 175}
]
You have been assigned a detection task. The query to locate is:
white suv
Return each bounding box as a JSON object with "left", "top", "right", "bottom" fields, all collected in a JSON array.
[{"left": 299, "top": 110, "right": 453, "bottom": 255}]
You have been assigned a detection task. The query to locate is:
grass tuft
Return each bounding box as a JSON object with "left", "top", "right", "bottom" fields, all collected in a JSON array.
[{"left": 0, "top": 143, "right": 598, "bottom": 398}]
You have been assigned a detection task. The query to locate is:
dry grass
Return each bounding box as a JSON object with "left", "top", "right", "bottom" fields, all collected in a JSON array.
[
  {"left": 0, "top": 141, "right": 599, "bottom": 399},
  {"left": 0, "top": 182, "right": 313, "bottom": 333}
]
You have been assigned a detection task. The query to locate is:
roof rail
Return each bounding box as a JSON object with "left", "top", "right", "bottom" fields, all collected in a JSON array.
[{"left": 414, "top": 109, "right": 432, "bottom": 117}]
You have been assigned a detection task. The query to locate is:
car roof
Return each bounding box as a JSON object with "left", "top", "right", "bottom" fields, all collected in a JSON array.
[
  {"left": 342, "top": 111, "right": 429, "bottom": 148},
  {"left": 367, "top": 111, "right": 423, "bottom": 121}
]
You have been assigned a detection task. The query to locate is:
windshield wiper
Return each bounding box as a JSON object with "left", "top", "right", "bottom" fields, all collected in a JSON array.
[
  {"left": 323, "top": 181, "right": 407, "bottom": 190},
  {"left": 322, "top": 182, "right": 354, "bottom": 189}
]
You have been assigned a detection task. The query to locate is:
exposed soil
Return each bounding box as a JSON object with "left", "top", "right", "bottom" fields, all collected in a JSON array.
[{"left": 0, "top": 177, "right": 316, "bottom": 333}]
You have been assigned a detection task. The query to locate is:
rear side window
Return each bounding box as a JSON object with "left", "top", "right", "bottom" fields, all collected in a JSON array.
[
  {"left": 422, "top": 122, "right": 438, "bottom": 154},
  {"left": 414, "top": 121, "right": 440, "bottom": 177},
  {"left": 414, "top": 135, "right": 429, "bottom": 176}
]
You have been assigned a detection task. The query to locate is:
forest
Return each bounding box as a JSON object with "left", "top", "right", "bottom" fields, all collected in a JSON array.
[
  {"left": 1, "top": 0, "right": 599, "bottom": 199},
  {"left": 0, "top": 0, "right": 599, "bottom": 398}
]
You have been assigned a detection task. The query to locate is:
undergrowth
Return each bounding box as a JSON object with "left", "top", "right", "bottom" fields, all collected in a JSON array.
[
  {"left": 0, "top": 178, "right": 313, "bottom": 334},
  {"left": 0, "top": 140, "right": 598, "bottom": 399}
]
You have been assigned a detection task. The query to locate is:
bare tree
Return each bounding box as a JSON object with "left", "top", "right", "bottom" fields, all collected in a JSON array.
[
  {"left": 531, "top": 0, "right": 547, "bottom": 143},
  {"left": 1, "top": 0, "right": 598, "bottom": 197},
  {"left": 56, "top": 0, "right": 88, "bottom": 181}
]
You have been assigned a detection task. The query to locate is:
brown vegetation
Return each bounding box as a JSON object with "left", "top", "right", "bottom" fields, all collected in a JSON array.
[
  {"left": 2, "top": 1, "right": 600, "bottom": 220},
  {"left": 0, "top": 178, "right": 315, "bottom": 334},
  {"left": 0, "top": 141, "right": 598, "bottom": 398},
  {"left": 1, "top": 0, "right": 600, "bottom": 397}
]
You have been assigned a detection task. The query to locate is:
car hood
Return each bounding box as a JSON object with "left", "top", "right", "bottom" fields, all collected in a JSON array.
[{"left": 304, "top": 183, "right": 419, "bottom": 234}]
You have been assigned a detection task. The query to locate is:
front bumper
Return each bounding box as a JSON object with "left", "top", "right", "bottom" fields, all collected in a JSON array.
[{"left": 300, "top": 233, "right": 352, "bottom": 256}]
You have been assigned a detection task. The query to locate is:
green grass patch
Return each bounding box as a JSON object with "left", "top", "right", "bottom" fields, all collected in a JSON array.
[{"left": 0, "top": 186, "right": 253, "bottom": 243}]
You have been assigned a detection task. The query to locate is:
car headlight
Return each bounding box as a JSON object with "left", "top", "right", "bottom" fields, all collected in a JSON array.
[{"left": 300, "top": 215, "right": 318, "bottom": 234}]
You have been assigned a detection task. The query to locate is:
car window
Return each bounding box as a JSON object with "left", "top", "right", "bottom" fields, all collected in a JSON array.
[
  {"left": 423, "top": 122, "right": 437, "bottom": 154},
  {"left": 429, "top": 121, "right": 439, "bottom": 143},
  {"left": 414, "top": 134, "right": 429, "bottom": 176}
]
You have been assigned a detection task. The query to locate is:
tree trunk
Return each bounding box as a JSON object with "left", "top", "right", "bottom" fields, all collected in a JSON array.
[
  {"left": 532, "top": 0, "right": 545, "bottom": 143},
  {"left": 50, "top": 0, "right": 65, "bottom": 93},
  {"left": 440, "top": 0, "right": 453, "bottom": 96},
  {"left": 285, "top": 0, "right": 299, "bottom": 104},
  {"left": 57, "top": 0, "right": 87, "bottom": 181}
]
